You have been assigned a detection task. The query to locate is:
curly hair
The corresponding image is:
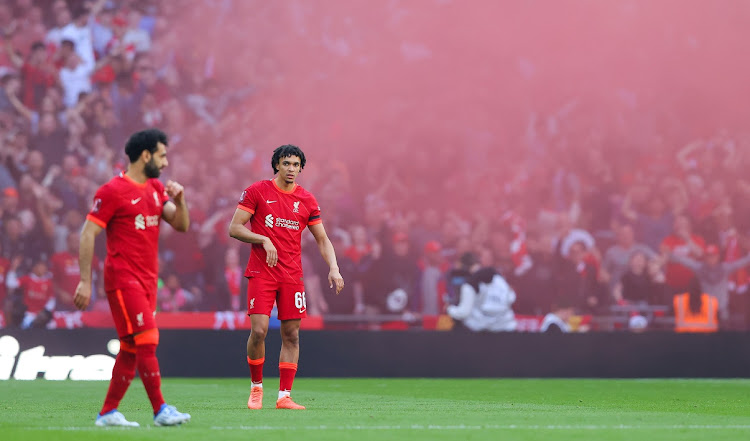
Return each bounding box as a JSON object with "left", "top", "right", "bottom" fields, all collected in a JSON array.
[{"left": 271, "top": 144, "right": 306, "bottom": 174}]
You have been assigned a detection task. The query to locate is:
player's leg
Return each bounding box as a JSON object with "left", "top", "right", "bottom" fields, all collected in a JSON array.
[
  {"left": 246, "top": 277, "right": 276, "bottom": 409},
  {"left": 96, "top": 335, "right": 139, "bottom": 427},
  {"left": 133, "top": 328, "right": 190, "bottom": 426},
  {"left": 117, "top": 287, "right": 189, "bottom": 426},
  {"left": 96, "top": 290, "right": 140, "bottom": 427},
  {"left": 247, "top": 313, "right": 269, "bottom": 409},
  {"left": 276, "top": 284, "right": 306, "bottom": 409}
]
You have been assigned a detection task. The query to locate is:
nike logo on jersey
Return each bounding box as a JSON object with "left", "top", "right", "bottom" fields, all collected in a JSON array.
[
  {"left": 298, "top": 308, "right": 306, "bottom": 314},
  {"left": 131, "top": 198, "right": 142, "bottom": 205},
  {"left": 266, "top": 200, "right": 277, "bottom": 204}
]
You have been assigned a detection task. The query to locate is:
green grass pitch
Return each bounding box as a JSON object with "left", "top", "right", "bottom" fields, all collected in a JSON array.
[{"left": 2, "top": 378, "right": 750, "bottom": 441}]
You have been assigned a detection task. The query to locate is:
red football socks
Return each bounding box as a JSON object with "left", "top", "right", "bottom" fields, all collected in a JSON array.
[
  {"left": 136, "top": 344, "right": 166, "bottom": 414},
  {"left": 279, "top": 362, "right": 298, "bottom": 392},
  {"left": 100, "top": 349, "right": 136, "bottom": 415},
  {"left": 248, "top": 356, "right": 265, "bottom": 384}
]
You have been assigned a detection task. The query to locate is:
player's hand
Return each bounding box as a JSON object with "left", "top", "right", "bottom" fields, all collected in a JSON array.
[
  {"left": 263, "top": 238, "right": 278, "bottom": 267},
  {"left": 73, "top": 281, "right": 92, "bottom": 311},
  {"left": 165, "top": 180, "right": 185, "bottom": 203},
  {"left": 328, "top": 268, "right": 344, "bottom": 294}
]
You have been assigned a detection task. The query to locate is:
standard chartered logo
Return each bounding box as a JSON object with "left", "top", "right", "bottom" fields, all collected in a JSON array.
[
  {"left": 135, "top": 214, "right": 159, "bottom": 230},
  {"left": 263, "top": 214, "right": 300, "bottom": 230}
]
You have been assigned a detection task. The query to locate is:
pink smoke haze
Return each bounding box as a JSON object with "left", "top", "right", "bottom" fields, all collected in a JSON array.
[{"left": 169, "top": 0, "right": 750, "bottom": 218}]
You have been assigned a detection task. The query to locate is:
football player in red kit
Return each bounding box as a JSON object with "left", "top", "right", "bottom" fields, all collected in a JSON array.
[
  {"left": 74, "top": 129, "right": 191, "bottom": 427},
  {"left": 229, "top": 144, "right": 345, "bottom": 410}
]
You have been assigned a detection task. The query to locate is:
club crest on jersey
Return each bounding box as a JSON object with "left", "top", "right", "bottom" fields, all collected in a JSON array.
[
  {"left": 239, "top": 190, "right": 246, "bottom": 203},
  {"left": 293, "top": 201, "right": 300, "bottom": 213},
  {"left": 91, "top": 198, "right": 102, "bottom": 213},
  {"left": 153, "top": 191, "right": 160, "bottom": 206},
  {"left": 136, "top": 312, "right": 144, "bottom": 327},
  {"left": 249, "top": 298, "right": 255, "bottom": 309}
]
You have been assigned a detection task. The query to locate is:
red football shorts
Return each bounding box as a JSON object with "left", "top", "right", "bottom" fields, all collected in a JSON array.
[
  {"left": 247, "top": 277, "right": 307, "bottom": 320},
  {"left": 106, "top": 287, "right": 157, "bottom": 338}
]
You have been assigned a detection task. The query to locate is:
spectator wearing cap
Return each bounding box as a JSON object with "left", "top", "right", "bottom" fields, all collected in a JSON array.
[{"left": 668, "top": 243, "right": 750, "bottom": 322}]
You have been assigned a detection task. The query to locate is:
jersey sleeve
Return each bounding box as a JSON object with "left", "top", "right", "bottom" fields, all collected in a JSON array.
[
  {"left": 152, "top": 179, "right": 170, "bottom": 205},
  {"left": 237, "top": 184, "right": 259, "bottom": 215},
  {"left": 86, "top": 185, "right": 117, "bottom": 228},
  {"left": 307, "top": 195, "right": 322, "bottom": 226}
]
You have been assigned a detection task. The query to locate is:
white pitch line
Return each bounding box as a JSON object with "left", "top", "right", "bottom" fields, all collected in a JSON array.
[
  {"left": 207, "top": 424, "right": 750, "bottom": 431},
  {"left": 25, "top": 424, "right": 750, "bottom": 431}
]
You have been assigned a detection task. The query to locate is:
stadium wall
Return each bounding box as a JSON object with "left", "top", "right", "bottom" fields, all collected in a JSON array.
[{"left": 2, "top": 330, "right": 750, "bottom": 379}]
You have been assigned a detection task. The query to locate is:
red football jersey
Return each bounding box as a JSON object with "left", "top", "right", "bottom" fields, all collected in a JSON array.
[
  {"left": 661, "top": 234, "right": 706, "bottom": 289},
  {"left": 20, "top": 273, "right": 54, "bottom": 314},
  {"left": 51, "top": 251, "right": 88, "bottom": 308},
  {"left": 87, "top": 173, "right": 169, "bottom": 293},
  {"left": 238, "top": 179, "right": 321, "bottom": 284}
]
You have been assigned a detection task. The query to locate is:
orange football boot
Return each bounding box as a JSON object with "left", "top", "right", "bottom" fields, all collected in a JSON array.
[
  {"left": 276, "top": 396, "right": 305, "bottom": 409},
  {"left": 247, "top": 386, "right": 263, "bottom": 409}
]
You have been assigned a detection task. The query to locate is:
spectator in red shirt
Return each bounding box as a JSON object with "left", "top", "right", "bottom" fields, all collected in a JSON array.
[
  {"left": 50, "top": 231, "right": 82, "bottom": 311},
  {"left": 15, "top": 41, "right": 58, "bottom": 110},
  {"left": 6, "top": 255, "right": 54, "bottom": 328},
  {"left": 660, "top": 215, "right": 706, "bottom": 295},
  {"left": 224, "top": 247, "right": 242, "bottom": 312}
]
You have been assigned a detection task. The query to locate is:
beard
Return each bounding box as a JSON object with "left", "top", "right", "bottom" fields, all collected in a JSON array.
[{"left": 144, "top": 158, "right": 161, "bottom": 178}]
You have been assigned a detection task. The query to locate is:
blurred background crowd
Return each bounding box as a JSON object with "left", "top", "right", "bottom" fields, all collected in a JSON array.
[{"left": 1, "top": 0, "right": 749, "bottom": 331}]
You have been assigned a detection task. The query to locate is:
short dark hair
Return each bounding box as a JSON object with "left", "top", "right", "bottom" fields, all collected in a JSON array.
[
  {"left": 124, "top": 129, "right": 168, "bottom": 163},
  {"left": 30, "top": 41, "right": 45, "bottom": 52},
  {"left": 61, "top": 39, "right": 75, "bottom": 49},
  {"left": 271, "top": 144, "right": 306, "bottom": 174}
]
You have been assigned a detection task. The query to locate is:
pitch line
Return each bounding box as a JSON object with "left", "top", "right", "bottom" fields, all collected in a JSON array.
[{"left": 24, "top": 424, "right": 750, "bottom": 431}]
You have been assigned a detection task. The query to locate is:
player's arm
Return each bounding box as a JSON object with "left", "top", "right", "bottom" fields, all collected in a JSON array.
[
  {"left": 161, "top": 180, "right": 190, "bottom": 232},
  {"left": 308, "top": 222, "right": 344, "bottom": 294},
  {"left": 228, "top": 208, "right": 278, "bottom": 267},
  {"left": 73, "top": 220, "right": 104, "bottom": 311}
]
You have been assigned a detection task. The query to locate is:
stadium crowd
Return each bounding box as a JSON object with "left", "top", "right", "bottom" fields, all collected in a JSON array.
[{"left": 1, "top": 0, "right": 749, "bottom": 332}]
